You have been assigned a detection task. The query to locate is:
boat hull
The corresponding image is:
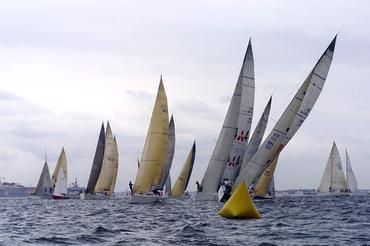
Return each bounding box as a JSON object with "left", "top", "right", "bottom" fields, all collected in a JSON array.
[
  {"left": 52, "top": 195, "right": 69, "bottom": 200},
  {"left": 317, "top": 192, "right": 351, "bottom": 197},
  {"left": 193, "top": 192, "right": 217, "bottom": 201}
]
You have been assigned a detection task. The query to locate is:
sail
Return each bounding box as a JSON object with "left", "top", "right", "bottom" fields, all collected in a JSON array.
[
  {"left": 201, "top": 44, "right": 246, "bottom": 193},
  {"left": 109, "top": 136, "right": 119, "bottom": 193},
  {"left": 53, "top": 166, "right": 67, "bottom": 196},
  {"left": 241, "top": 96, "right": 272, "bottom": 172},
  {"left": 51, "top": 148, "right": 68, "bottom": 189},
  {"left": 234, "top": 36, "right": 337, "bottom": 189},
  {"left": 134, "top": 78, "right": 169, "bottom": 193},
  {"left": 254, "top": 155, "right": 278, "bottom": 197},
  {"left": 35, "top": 162, "right": 53, "bottom": 196},
  {"left": 86, "top": 123, "right": 105, "bottom": 194},
  {"left": 222, "top": 39, "right": 255, "bottom": 182},
  {"left": 160, "top": 115, "right": 176, "bottom": 189},
  {"left": 94, "top": 122, "right": 118, "bottom": 195},
  {"left": 164, "top": 175, "right": 171, "bottom": 195},
  {"left": 171, "top": 141, "right": 196, "bottom": 197},
  {"left": 345, "top": 150, "right": 358, "bottom": 192},
  {"left": 318, "top": 142, "right": 347, "bottom": 192}
]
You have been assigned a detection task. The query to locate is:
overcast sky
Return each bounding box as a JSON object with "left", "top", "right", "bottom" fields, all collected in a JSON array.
[{"left": 1, "top": 0, "right": 369, "bottom": 191}]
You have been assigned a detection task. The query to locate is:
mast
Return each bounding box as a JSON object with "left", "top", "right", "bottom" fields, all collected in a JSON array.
[
  {"left": 134, "top": 77, "right": 169, "bottom": 193},
  {"left": 234, "top": 36, "right": 337, "bottom": 190},
  {"left": 221, "top": 39, "right": 255, "bottom": 182},
  {"left": 86, "top": 123, "right": 105, "bottom": 194}
]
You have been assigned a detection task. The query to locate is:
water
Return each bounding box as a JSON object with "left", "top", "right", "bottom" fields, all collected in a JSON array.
[{"left": 1, "top": 195, "right": 370, "bottom": 245}]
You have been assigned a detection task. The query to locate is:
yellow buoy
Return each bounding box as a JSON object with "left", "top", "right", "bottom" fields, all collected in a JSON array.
[{"left": 219, "top": 182, "right": 261, "bottom": 219}]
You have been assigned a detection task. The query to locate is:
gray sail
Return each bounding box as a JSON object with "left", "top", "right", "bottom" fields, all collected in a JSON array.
[
  {"left": 160, "top": 115, "right": 176, "bottom": 189},
  {"left": 240, "top": 96, "right": 272, "bottom": 172},
  {"left": 35, "top": 161, "right": 52, "bottom": 196},
  {"left": 235, "top": 36, "right": 337, "bottom": 189},
  {"left": 86, "top": 123, "right": 106, "bottom": 194},
  {"left": 185, "top": 141, "right": 196, "bottom": 190}
]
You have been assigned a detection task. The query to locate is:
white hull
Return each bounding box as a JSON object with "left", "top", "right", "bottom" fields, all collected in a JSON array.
[
  {"left": 192, "top": 192, "right": 217, "bottom": 201},
  {"left": 130, "top": 193, "right": 164, "bottom": 204}
]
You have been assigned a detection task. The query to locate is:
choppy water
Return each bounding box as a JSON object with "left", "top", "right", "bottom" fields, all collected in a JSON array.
[{"left": 1, "top": 195, "right": 370, "bottom": 245}]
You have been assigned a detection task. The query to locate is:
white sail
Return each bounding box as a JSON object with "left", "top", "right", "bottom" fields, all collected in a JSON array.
[
  {"left": 53, "top": 167, "right": 68, "bottom": 197},
  {"left": 234, "top": 36, "right": 337, "bottom": 189},
  {"left": 35, "top": 161, "right": 53, "bottom": 196},
  {"left": 51, "top": 148, "right": 68, "bottom": 189},
  {"left": 318, "top": 142, "right": 347, "bottom": 192},
  {"left": 201, "top": 43, "right": 248, "bottom": 193},
  {"left": 221, "top": 39, "right": 255, "bottom": 182},
  {"left": 345, "top": 149, "right": 358, "bottom": 193},
  {"left": 240, "top": 96, "right": 272, "bottom": 173}
]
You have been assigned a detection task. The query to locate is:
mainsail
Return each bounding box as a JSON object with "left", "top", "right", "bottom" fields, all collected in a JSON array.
[
  {"left": 134, "top": 78, "right": 169, "bottom": 193},
  {"left": 35, "top": 161, "right": 53, "bottom": 196},
  {"left": 160, "top": 115, "right": 175, "bottom": 189},
  {"left": 201, "top": 43, "right": 248, "bottom": 193},
  {"left": 318, "top": 142, "right": 347, "bottom": 192},
  {"left": 94, "top": 122, "right": 119, "bottom": 195},
  {"left": 171, "top": 141, "right": 196, "bottom": 197},
  {"left": 253, "top": 155, "right": 278, "bottom": 197},
  {"left": 86, "top": 123, "right": 105, "bottom": 194},
  {"left": 240, "top": 96, "right": 272, "bottom": 172},
  {"left": 52, "top": 148, "right": 68, "bottom": 189},
  {"left": 345, "top": 149, "right": 357, "bottom": 192},
  {"left": 234, "top": 36, "right": 337, "bottom": 189},
  {"left": 221, "top": 39, "right": 255, "bottom": 182}
]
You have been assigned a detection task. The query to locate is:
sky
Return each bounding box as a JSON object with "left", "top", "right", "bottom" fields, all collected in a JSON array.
[{"left": 0, "top": 0, "right": 370, "bottom": 191}]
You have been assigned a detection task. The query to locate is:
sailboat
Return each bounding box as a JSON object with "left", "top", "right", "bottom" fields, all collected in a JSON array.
[
  {"left": 93, "top": 122, "right": 119, "bottom": 198},
  {"left": 345, "top": 150, "right": 358, "bottom": 193},
  {"left": 234, "top": 36, "right": 337, "bottom": 193},
  {"left": 318, "top": 142, "right": 350, "bottom": 196},
  {"left": 34, "top": 156, "right": 53, "bottom": 199},
  {"left": 53, "top": 164, "right": 69, "bottom": 199},
  {"left": 160, "top": 115, "right": 176, "bottom": 191},
  {"left": 252, "top": 155, "right": 278, "bottom": 199},
  {"left": 131, "top": 77, "right": 169, "bottom": 204},
  {"left": 51, "top": 147, "right": 68, "bottom": 190},
  {"left": 218, "top": 96, "right": 271, "bottom": 202},
  {"left": 171, "top": 141, "right": 196, "bottom": 198},
  {"left": 197, "top": 40, "right": 254, "bottom": 201}
]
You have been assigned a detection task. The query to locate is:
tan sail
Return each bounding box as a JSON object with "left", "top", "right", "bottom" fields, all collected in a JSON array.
[
  {"left": 171, "top": 141, "right": 196, "bottom": 197},
  {"left": 254, "top": 155, "right": 278, "bottom": 197},
  {"left": 51, "top": 147, "right": 68, "bottom": 189},
  {"left": 95, "top": 122, "right": 118, "bottom": 195},
  {"left": 134, "top": 78, "right": 169, "bottom": 193},
  {"left": 109, "top": 136, "right": 119, "bottom": 193}
]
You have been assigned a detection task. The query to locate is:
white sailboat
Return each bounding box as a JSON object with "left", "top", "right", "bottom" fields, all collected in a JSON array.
[
  {"left": 34, "top": 159, "right": 53, "bottom": 199},
  {"left": 345, "top": 149, "right": 358, "bottom": 193},
  {"left": 318, "top": 142, "right": 350, "bottom": 196},
  {"left": 53, "top": 166, "right": 69, "bottom": 199},
  {"left": 234, "top": 36, "right": 337, "bottom": 192},
  {"left": 51, "top": 148, "right": 68, "bottom": 190},
  {"left": 131, "top": 77, "right": 169, "bottom": 204},
  {"left": 197, "top": 40, "right": 253, "bottom": 200}
]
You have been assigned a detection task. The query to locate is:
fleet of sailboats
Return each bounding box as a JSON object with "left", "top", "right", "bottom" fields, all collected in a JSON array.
[{"left": 26, "top": 35, "right": 363, "bottom": 216}]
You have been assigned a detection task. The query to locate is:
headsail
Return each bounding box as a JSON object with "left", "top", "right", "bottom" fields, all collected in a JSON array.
[
  {"left": 318, "top": 142, "right": 347, "bottom": 192},
  {"left": 35, "top": 161, "right": 53, "bottom": 196},
  {"left": 345, "top": 149, "right": 357, "bottom": 192},
  {"left": 221, "top": 39, "right": 255, "bottom": 182},
  {"left": 201, "top": 43, "right": 248, "bottom": 193},
  {"left": 134, "top": 78, "right": 169, "bottom": 193},
  {"left": 94, "top": 122, "right": 119, "bottom": 195},
  {"left": 171, "top": 141, "right": 196, "bottom": 197},
  {"left": 253, "top": 155, "right": 278, "bottom": 197},
  {"left": 52, "top": 148, "right": 68, "bottom": 189},
  {"left": 164, "top": 175, "right": 171, "bottom": 195},
  {"left": 53, "top": 167, "right": 68, "bottom": 197},
  {"left": 241, "top": 96, "right": 272, "bottom": 172},
  {"left": 234, "top": 36, "right": 337, "bottom": 189},
  {"left": 86, "top": 123, "right": 105, "bottom": 194},
  {"left": 160, "top": 115, "right": 176, "bottom": 189}
]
